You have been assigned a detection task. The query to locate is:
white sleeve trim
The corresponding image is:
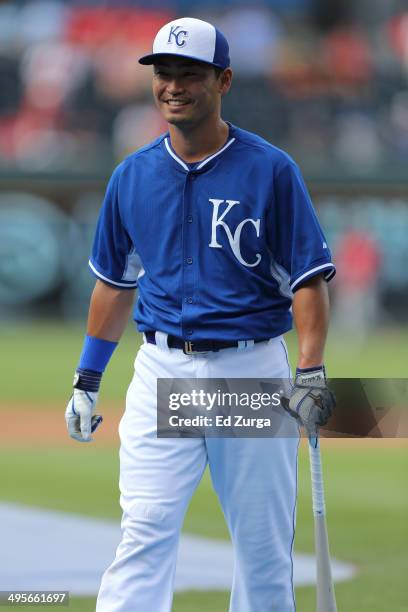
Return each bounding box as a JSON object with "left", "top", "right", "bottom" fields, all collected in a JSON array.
[
  {"left": 291, "top": 263, "right": 335, "bottom": 291},
  {"left": 89, "top": 260, "right": 138, "bottom": 288}
]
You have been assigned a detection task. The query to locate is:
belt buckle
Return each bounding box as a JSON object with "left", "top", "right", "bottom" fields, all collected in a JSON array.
[
  {"left": 184, "top": 341, "right": 194, "bottom": 354},
  {"left": 183, "top": 341, "right": 208, "bottom": 355}
]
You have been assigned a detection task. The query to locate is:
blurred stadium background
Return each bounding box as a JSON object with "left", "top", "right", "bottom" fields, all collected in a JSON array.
[
  {"left": 0, "top": 0, "right": 408, "bottom": 326},
  {"left": 0, "top": 1, "right": 407, "bottom": 611}
]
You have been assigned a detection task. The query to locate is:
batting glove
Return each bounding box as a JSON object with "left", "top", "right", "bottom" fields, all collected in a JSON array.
[
  {"left": 281, "top": 366, "right": 335, "bottom": 438},
  {"left": 65, "top": 369, "right": 103, "bottom": 442}
]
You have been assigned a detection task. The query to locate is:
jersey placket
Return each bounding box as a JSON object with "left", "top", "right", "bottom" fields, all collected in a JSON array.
[{"left": 181, "top": 170, "right": 199, "bottom": 340}]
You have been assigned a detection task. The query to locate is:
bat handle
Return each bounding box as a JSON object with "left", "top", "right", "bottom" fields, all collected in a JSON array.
[{"left": 309, "top": 435, "right": 326, "bottom": 516}]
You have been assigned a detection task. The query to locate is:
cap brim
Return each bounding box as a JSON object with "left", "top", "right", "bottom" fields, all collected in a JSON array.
[{"left": 138, "top": 52, "right": 227, "bottom": 69}]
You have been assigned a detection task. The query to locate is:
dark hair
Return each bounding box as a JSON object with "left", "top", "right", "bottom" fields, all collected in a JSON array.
[{"left": 214, "top": 66, "right": 224, "bottom": 78}]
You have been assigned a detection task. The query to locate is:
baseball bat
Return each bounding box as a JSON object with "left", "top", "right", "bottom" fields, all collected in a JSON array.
[{"left": 308, "top": 436, "right": 337, "bottom": 612}]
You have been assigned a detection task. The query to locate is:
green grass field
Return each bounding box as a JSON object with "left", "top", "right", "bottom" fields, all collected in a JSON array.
[
  {"left": 0, "top": 323, "right": 407, "bottom": 611},
  {"left": 1, "top": 322, "right": 408, "bottom": 404}
]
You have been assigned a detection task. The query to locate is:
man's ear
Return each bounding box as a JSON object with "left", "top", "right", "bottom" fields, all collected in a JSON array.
[{"left": 219, "top": 68, "right": 233, "bottom": 95}]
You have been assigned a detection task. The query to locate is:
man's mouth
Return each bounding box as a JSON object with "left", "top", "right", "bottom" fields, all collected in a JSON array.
[{"left": 164, "top": 99, "right": 191, "bottom": 107}]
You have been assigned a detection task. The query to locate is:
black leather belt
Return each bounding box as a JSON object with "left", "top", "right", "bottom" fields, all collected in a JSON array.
[{"left": 145, "top": 331, "right": 267, "bottom": 355}]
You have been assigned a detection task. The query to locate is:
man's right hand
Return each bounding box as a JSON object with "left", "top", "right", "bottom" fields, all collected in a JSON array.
[{"left": 65, "top": 388, "right": 103, "bottom": 442}]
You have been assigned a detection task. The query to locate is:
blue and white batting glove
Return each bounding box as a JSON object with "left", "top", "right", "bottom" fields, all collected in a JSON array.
[
  {"left": 65, "top": 369, "right": 103, "bottom": 442},
  {"left": 281, "top": 366, "right": 336, "bottom": 438}
]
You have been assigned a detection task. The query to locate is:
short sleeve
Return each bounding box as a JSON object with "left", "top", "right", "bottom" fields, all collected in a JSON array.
[
  {"left": 89, "top": 164, "right": 141, "bottom": 289},
  {"left": 270, "top": 161, "right": 336, "bottom": 292}
]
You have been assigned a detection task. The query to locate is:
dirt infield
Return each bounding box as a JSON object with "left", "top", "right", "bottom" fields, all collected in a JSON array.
[
  {"left": 0, "top": 404, "right": 406, "bottom": 448},
  {"left": 0, "top": 403, "right": 122, "bottom": 447}
]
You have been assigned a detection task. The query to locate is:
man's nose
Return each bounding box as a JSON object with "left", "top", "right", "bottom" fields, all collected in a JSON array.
[{"left": 166, "top": 78, "right": 185, "bottom": 94}]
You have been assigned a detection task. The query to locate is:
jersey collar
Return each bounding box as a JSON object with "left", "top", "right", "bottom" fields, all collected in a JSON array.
[{"left": 163, "top": 125, "right": 236, "bottom": 173}]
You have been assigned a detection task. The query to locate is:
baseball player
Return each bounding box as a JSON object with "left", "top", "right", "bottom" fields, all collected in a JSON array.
[{"left": 65, "top": 17, "right": 336, "bottom": 612}]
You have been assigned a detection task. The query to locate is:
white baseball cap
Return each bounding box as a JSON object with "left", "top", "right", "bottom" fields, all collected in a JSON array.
[{"left": 138, "top": 17, "right": 230, "bottom": 70}]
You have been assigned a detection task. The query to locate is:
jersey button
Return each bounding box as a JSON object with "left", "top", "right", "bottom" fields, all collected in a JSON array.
[
  {"left": 185, "top": 297, "right": 193, "bottom": 304},
  {"left": 187, "top": 215, "right": 193, "bottom": 223},
  {"left": 186, "top": 257, "right": 193, "bottom": 264},
  {"left": 187, "top": 329, "right": 193, "bottom": 335},
  {"left": 190, "top": 174, "right": 197, "bottom": 181}
]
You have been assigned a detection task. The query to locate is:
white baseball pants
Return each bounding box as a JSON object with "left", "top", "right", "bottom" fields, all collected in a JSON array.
[{"left": 96, "top": 336, "right": 300, "bottom": 612}]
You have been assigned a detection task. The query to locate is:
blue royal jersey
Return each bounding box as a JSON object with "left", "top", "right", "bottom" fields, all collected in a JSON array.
[{"left": 89, "top": 124, "right": 335, "bottom": 342}]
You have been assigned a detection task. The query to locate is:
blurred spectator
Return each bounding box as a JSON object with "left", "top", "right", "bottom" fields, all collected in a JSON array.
[
  {"left": 324, "top": 27, "right": 372, "bottom": 86},
  {"left": 381, "top": 91, "right": 408, "bottom": 159},
  {"left": 113, "top": 104, "right": 166, "bottom": 160},
  {"left": 388, "top": 11, "right": 408, "bottom": 73},
  {"left": 334, "top": 112, "right": 382, "bottom": 170},
  {"left": 333, "top": 230, "right": 382, "bottom": 337},
  {"left": 310, "top": 0, "right": 354, "bottom": 32},
  {"left": 0, "top": 3, "right": 19, "bottom": 52},
  {"left": 21, "top": 41, "right": 89, "bottom": 112},
  {"left": 0, "top": 54, "right": 21, "bottom": 116},
  {"left": 18, "top": 0, "right": 66, "bottom": 46},
  {"left": 219, "top": 4, "right": 283, "bottom": 76}
]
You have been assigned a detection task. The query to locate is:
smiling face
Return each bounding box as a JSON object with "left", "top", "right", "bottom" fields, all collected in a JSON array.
[{"left": 152, "top": 56, "right": 232, "bottom": 128}]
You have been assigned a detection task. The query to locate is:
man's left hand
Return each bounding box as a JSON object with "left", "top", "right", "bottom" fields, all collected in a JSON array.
[{"left": 281, "top": 366, "right": 335, "bottom": 437}]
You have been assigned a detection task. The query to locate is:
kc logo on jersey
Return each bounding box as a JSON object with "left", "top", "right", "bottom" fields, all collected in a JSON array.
[
  {"left": 208, "top": 199, "right": 262, "bottom": 267},
  {"left": 167, "top": 26, "right": 188, "bottom": 47}
]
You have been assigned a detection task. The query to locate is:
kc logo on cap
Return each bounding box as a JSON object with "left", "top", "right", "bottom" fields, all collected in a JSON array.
[
  {"left": 138, "top": 17, "right": 230, "bottom": 70},
  {"left": 168, "top": 25, "right": 189, "bottom": 48}
]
